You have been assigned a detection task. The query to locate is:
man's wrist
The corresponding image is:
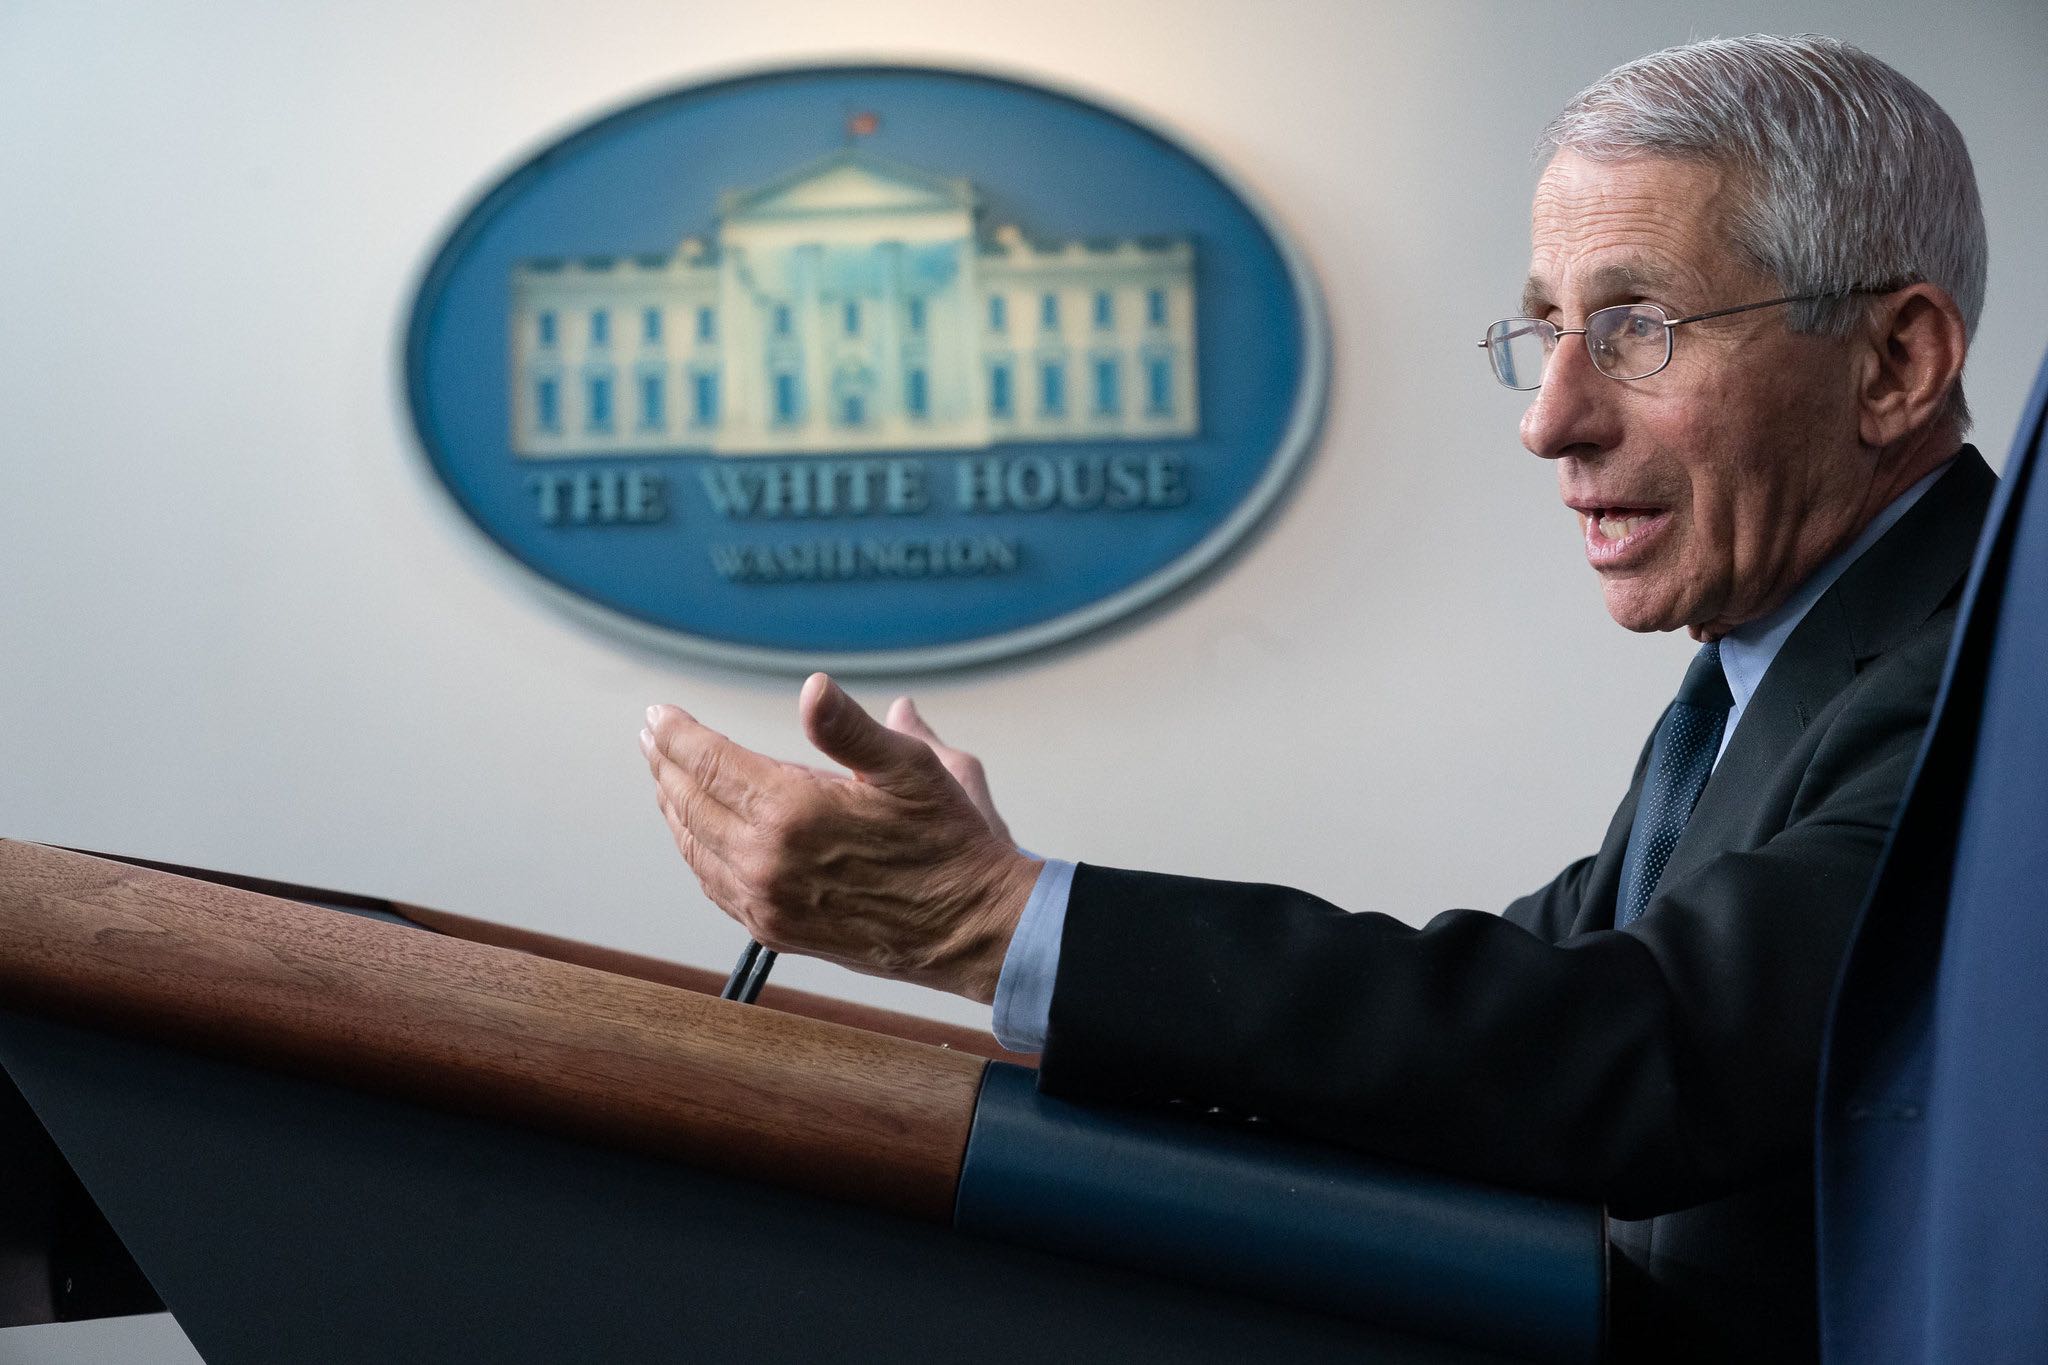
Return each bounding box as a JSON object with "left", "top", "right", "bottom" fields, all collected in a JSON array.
[{"left": 947, "top": 847, "right": 1042, "bottom": 1005}]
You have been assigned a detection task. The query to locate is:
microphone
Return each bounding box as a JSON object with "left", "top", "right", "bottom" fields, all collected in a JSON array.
[{"left": 720, "top": 939, "right": 776, "bottom": 1004}]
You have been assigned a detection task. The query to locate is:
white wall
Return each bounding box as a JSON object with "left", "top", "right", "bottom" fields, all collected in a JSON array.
[{"left": 3, "top": 0, "right": 2044, "bottom": 1056}]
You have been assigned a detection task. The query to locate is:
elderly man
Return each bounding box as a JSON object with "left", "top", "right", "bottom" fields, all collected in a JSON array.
[{"left": 641, "top": 35, "right": 1988, "bottom": 1362}]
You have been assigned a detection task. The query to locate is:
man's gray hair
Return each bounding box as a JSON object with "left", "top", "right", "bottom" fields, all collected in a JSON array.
[{"left": 1539, "top": 34, "right": 1984, "bottom": 429}]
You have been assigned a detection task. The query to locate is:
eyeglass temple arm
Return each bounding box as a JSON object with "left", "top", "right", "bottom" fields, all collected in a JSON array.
[
  {"left": 1666, "top": 286, "right": 1893, "bottom": 328},
  {"left": 1476, "top": 323, "right": 1585, "bottom": 348},
  {"left": 1480, "top": 285, "right": 1899, "bottom": 344}
]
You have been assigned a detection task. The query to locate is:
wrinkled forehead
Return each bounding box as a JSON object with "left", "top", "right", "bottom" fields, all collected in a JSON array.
[{"left": 1521, "top": 150, "right": 1753, "bottom": 316}]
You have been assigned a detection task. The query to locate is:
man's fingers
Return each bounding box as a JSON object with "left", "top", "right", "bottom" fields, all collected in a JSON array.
[
  {"left": 644, "top": 704, "right": 783, "bottom": 817},
  {"left": 648, "top": 748, "right": 757, "bottom": 859},
  {"left": 800, "top": 673, "right": 938, "bottom": 787},
  {"left": 875, "top": 696, "right": 1012, "bottom": 843},
  {"left": 653, "top": 782, "right": 761, "bottom": 933},
  {"left": 885, "top": 695, "right": 943, "bottom": 746},
  {"left": 639, "top": 712, "right": 779, "bottom": 872}
]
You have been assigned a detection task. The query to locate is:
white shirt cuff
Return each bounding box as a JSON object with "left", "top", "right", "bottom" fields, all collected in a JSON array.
[{"left": 991, "top": 857, "right": 1075, "bottom": 1053}]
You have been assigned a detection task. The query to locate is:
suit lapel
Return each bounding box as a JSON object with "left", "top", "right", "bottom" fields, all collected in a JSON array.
[
  {"left": 1672, "top": 596, "right": 1856, "bottom": 871},
  {"left": 1662, "top": 450, "right": 1996, "bottom": 884},
  {"left": 1569, "top": 734, "right": 1656, "bottom": 935}
]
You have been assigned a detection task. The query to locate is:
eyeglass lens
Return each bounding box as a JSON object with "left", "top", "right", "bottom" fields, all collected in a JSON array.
[
  {"left": 1588, "top": 307, "right": 1672, "bottom": 381},
  {"left": 1486, "top": 320, "right": 1550, "bottom": 390},
  {"left": 1485, "top": 306, "right": 1675, "bottom": 389}
]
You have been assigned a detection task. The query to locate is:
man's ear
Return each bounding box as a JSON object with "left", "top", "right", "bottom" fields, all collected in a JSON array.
[{"left": 1856, "top": 283, "right": 1969, "bottom": 449}]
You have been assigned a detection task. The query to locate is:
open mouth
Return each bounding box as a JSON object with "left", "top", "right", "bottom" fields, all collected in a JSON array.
[{"left": 1576, "top": 505, "right": 1671, "bottom": 565}]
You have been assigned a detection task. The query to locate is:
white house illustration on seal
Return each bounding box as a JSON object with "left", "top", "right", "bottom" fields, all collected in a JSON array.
[{"left": 508, "top": 147, "right": 1199, "bottom": 458}]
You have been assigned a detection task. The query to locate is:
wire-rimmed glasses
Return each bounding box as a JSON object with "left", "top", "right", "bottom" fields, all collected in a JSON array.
[{"left": 1479, "top": 289, "right": 1896, "bottom": 390}]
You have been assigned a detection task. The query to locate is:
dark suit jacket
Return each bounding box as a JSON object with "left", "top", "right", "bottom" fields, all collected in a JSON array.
[
  {"left": 1039, "top": 449, "right": 1995, "bottom": 1363},
  {"left": 1818, "top": 357, "right": 2048, "bottom": 1361}
]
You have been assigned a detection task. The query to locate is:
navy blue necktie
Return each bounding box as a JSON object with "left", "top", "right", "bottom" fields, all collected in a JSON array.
[{"left": 1615, "top": 642, "right": 1734, "bottom": 928}]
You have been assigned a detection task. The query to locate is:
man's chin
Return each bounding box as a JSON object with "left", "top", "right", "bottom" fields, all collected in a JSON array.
[{"left": 1600, "top": 583, "right": 1688, "bottom": 635}]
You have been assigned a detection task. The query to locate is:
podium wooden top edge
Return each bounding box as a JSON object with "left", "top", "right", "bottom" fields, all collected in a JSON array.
[
  {"left": 58, "top": 843, "right": 1039, "bottom": 1067},
  {"left": 0, "top": 839, "right": 985, "bottom": 1222}
]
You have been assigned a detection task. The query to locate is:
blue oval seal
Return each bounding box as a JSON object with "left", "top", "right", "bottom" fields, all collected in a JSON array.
[{"left": 405, "top": 64, "right": 1327, "bottom": 673}]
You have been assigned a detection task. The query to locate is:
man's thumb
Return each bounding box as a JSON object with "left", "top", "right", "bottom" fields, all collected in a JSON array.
[{"left": 801, "top": 673, "right": 933, "bottom": 782}]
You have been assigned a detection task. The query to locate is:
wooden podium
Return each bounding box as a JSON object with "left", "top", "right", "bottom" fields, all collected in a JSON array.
[{"left": 0, "top": 842, "right": 1605, "bottom": 1364}]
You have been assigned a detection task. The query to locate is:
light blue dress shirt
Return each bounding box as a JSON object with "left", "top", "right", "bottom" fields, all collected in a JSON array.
[{"left": 992, "top": 464, "right": 1955, "bottom": 1052}]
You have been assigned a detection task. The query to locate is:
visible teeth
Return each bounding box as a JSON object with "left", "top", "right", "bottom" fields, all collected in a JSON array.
[{"left": 1597, "top": 514, "right": 1650, "bottom": 540}]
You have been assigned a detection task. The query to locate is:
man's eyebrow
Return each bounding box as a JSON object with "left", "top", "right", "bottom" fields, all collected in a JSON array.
[
  {"left": 1584, "top": 262, "right": 1674, "bottom": 302},
  {"left": 1520, "top": 262, "right": 1677, "bottom": 318}
]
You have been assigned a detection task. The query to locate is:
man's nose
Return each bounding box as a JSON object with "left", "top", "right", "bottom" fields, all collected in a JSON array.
[{"left": 1520, "top": 336, "right": 1620, "bottom": 460}]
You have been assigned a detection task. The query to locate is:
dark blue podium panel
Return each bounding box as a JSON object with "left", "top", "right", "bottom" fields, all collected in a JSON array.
[
  {"left": 0, "top": 1012, "right": 1525, "bottom": 1365},
  {"left": 960, "top": 1063, "right": 1603, "bottom": 1364}
]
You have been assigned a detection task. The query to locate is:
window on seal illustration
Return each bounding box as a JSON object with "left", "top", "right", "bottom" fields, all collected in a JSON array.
[
  {"left": 773, "top": 371, "right": 800, "bottom": 425},
  {"left": 534, "top": 376, "right": 560, "bottom": 432},
  {"left": 843, "top": 300, "right": 861, "bottom": 337},
  {"left": 643, "top": 308, "right": 662, "bottom": 345},
  {"left": 590, "top": 309, "right": 611, "bottom": 347},
  {"left": 1040, "top": 292, "right": 1060, "bottom": 331},
  {"left": 639, "top": 372, "right": 665, "bottom": 430},
  {"left": 907, "top": 296, "right": 927, "bottom": 335},
  {"left": 1146, "top": 288, "right": 1168, "bottom": 328},
  {"left": 773, "top": 304, "right": 793, "bottom": 338},
  {"left": 1093, "top": 290, "right": 1114, "bottom": 330},
  {"left": 839, "top": 391, "right": 865, "bottom": 426},
  {"left": 1146, "top": 354, "right": 1174, "bottom": 416},
  {"left": 1093, "top": 358, "right": 1120, "bottom": 416},
  {"left": 906, "top": 367, "right": 929, "bottom": 419},
  {"left": 691, "top": 369, "right": 719, "bottom": 426},
  {"left": 586, "top": 372, "right": 614, "bottom": 432},
  {"left": 696, "top": 306, "right": 716, "bottom": 343},
  {"left": 988, "top": 294, "right": 1007, "bottom": 333},
  {"left": 1040, "top": 361, "right": 1066, "bottom": 417},
  {"left": 537, "top": 311, "right": 557, "bottom": 348},
  {"left": 988, "top": 362, "right": 1012, "bottom": 419}
]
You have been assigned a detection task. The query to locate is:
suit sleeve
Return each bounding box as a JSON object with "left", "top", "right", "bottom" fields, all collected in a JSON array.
[
  {"left": 1501, "top": 854, "right": 1597, "bottom": 941},
  {"left": 1038, "top": 636, "right": 1946, "bottom": 1218}
]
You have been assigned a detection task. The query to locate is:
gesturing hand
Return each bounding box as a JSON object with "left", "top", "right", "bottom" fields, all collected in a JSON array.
[{"left": 639, "top": 673, "right": 1040, "bottom": 1004}]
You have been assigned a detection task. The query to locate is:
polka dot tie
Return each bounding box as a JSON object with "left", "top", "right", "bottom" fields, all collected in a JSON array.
[{"left": 1615, "top": 642, "right": 1734, "bottom": 929}]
